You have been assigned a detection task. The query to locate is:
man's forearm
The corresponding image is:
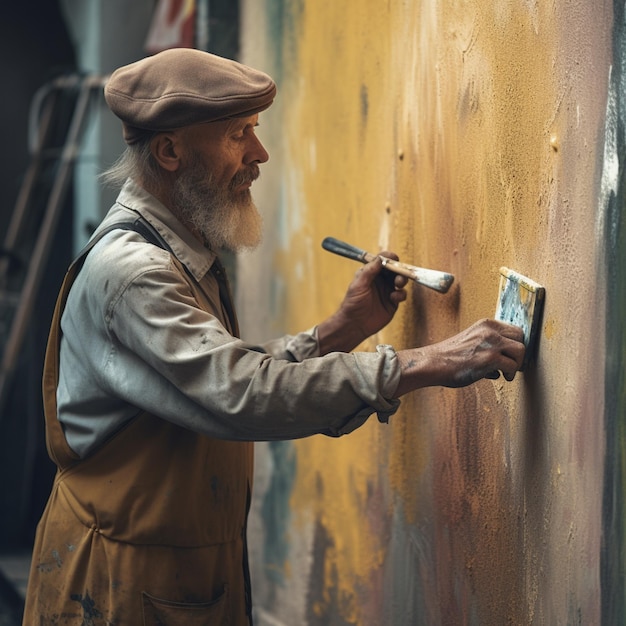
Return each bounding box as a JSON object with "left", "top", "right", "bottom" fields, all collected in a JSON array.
[
  {"left": 316, "top": 311, "right": 368, "bottom": 355},
  {"left": 393, "top": 319, "right": 526, "bottom": 396}
]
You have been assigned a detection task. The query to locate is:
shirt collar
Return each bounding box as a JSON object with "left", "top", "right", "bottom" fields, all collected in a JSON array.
[{"left": 109, "top": 178, "right": 217, "bottom": 281}]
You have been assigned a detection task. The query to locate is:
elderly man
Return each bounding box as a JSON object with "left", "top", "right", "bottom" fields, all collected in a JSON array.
[{"left": 23, "top": 49, "right": 524, "bottom": 625}]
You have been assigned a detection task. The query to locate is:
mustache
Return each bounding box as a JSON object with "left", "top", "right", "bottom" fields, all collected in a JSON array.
[{"left": 230, "top": 164, "right": 260, "bottom": 189}]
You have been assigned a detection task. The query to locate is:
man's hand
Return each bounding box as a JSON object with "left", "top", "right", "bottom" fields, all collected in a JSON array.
[
  {"left": 393, "top": 319, "right": 526, "bottom": 396},
  {"left": 317, "top": 252, "right": 409, "bottom": 354}
]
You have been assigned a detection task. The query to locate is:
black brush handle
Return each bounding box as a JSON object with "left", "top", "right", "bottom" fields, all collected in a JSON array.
[{"left": 321, "top": 237, "right": 368, "bottom": 263}]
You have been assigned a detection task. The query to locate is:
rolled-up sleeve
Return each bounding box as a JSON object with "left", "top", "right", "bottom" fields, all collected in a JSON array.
[
  {"left": 259, "top": 327, "right": 321, "bottom": 362},
  {"left": 59, "top": 227, "right": 403, "bottom": 457},
  {"left": 103, "top": 261, "right": 402, "bottom": 441}
]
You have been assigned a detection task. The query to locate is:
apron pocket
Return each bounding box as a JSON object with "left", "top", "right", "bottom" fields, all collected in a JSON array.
[{"left": 141, "top": 585, "right": 229, "bottom": 625}]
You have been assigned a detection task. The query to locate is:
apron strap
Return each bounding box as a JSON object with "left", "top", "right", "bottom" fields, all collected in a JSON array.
[{"left": 43, "top": 216, "right": 175, "bottom": 469}]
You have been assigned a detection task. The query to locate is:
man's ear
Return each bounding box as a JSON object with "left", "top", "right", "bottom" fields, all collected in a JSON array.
[{"left": 150, "top": 132, "right": 182, "bottom": 172}]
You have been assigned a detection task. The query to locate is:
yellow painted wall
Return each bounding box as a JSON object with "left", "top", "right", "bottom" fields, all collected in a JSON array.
[{"left": 239, "top": 1, "right": 615, "bottom": 624}]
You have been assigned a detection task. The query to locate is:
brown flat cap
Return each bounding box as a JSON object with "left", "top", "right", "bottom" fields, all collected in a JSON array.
[{"left": 104, "top": 48, "right": 276, "bottom": 144}]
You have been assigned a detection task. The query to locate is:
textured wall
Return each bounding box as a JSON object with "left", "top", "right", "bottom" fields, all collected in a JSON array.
[{"left": 238, "top": 1, "right": 621, "bottom": 624}]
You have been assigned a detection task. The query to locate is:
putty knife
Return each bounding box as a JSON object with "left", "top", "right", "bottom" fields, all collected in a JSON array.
[
  {"left": 321, "top": 237, "right": 455, "bottom": 294},
  {"left": 494, "top": 267, "right": 545, "bottom": 370}
]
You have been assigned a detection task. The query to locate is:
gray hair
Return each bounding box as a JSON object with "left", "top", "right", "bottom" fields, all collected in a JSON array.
[{"left": 99, "top": 134, "right": 161, "bottom": 189}]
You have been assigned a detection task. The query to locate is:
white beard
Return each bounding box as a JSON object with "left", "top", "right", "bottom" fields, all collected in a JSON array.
[{"left": 171, "top": 155, "right": 263, "bottom": 252}]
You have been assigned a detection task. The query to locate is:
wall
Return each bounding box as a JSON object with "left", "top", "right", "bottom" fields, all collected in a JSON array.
[{"left": 238, "top": 1, "right": 622, "bottom": 624}]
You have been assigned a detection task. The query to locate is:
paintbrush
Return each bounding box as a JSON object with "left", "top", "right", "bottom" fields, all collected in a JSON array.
[
  {"left": 494, "top": 267, "right": 545, "bottom": 370},
  {"left": 321, "top": 236, "right": 455, "bottom": 294}
]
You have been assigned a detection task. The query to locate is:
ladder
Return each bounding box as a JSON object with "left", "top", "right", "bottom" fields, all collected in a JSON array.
[{"left": 0, "top": 73, "right": 107, "bottom": 416}]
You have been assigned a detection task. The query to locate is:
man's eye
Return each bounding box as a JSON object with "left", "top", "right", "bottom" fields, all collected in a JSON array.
[{"left": 232, "top": 123, "right": 257, "bottom": 140}]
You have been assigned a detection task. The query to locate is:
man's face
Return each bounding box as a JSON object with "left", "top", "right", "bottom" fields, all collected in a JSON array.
[{"left": 170, "top": 114, "right": 270, "bottom": 251}]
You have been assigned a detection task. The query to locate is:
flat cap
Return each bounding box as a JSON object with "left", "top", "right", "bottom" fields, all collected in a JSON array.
[{"left": 104, "top": 48, "right": 276, "bottom": 144}]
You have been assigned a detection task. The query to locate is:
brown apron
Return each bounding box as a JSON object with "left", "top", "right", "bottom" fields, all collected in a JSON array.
[{"left": 23, "top": 227, "right": 254, "bottom": 626}]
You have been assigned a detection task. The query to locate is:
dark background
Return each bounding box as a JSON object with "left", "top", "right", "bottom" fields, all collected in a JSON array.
[{"left": 0, "top": 0, "right": 76, "bottom": 551}]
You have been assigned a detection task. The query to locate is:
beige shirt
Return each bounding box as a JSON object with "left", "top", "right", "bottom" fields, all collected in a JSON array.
[{"left": 57, "top": 179, "right": 401, "bottom": 457}]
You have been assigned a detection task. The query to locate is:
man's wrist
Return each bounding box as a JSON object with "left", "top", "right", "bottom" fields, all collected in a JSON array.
[{"left": 316, "top": 311, "right": 366, "bottom": 355}]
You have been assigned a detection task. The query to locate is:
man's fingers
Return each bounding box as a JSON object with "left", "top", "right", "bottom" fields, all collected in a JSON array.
[
  {"left": 501, "top": 333, "right": 526, "bottom": 369},
  {"left": 462, "top": 319, "right": 526, "bottom": 384},
  {"left": 379, "top": 250, "right": 399, "bottom": 262},
  {"left": 389, "top": 289, "right": 408, "bottom": 305},
  {"left": 359, "top": 256, "right": 383, "bottom": 277},
  {"left": 492, "top": 325, "right": 526, "bottom": 381},
  {"left": 485, "top": 370, "right": 501, "bottom": 380},
  {"left": 394, "top": 274, "right": 409, "bottom": 289},
  {"left": 500, "top": 323, "right": 525, "bottom": 343}
]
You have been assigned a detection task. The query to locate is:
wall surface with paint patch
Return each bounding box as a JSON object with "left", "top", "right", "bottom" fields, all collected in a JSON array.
[{"left": 237, "top": 1, "right": 623, "bottom": 624}]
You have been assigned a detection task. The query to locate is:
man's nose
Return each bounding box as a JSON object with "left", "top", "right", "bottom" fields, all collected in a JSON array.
[{"left": 246, "top": 134, "right": 270, "bottom": 164}]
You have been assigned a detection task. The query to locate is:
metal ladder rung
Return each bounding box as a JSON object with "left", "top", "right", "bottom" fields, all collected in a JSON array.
[{"left": 0, "top": 73, "right": 108, "bottom": 415}]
